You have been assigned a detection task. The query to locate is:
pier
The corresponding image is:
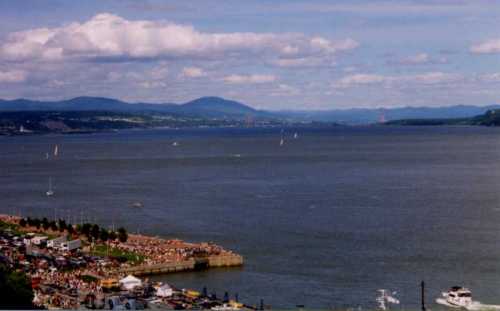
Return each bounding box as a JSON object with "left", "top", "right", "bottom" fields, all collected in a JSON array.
[{"left": 119, "top": 254, "right": 244, "bottom": 276}]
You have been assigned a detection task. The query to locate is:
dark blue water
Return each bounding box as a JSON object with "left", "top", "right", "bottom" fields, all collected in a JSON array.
[{"left": 2, "top": 126, "right": 500, "bottom": 309}]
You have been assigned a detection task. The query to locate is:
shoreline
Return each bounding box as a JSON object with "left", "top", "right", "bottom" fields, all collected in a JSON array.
[{"left": 0, "top": 214, "right": 246, "bottom": 309}]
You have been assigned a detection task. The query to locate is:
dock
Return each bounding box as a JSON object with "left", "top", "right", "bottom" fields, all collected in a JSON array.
[{"left": 119, "top": 254, "right": 244, "bottom": 276}]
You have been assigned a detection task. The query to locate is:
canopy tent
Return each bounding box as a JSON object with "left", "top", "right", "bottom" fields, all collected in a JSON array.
[
  {"left": 156, "top": 284, "right": 173, "bottom": 297},
  {"left": 119, "top": 275, "right": 142, "bottom": 290}
]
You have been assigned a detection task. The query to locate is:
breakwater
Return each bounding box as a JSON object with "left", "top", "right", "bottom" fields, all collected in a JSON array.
[{"left": 120, "top": 254, "right": 244, "bottom": 276}]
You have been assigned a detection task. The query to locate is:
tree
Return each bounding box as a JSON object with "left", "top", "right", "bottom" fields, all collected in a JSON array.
[
  {"left": 57, "top": 219, "right": 67, "bottom": 232},
  {"left": 91, "top": 224, "right": 100, "bottom": 241},
  {"left": 108, "top": 231, "right": 117, "bottom": 241},
  {"left": 19, "top": 219, "right": 27, "bottom": 227},
  {"left": 67, "top": 224, "right": 75, "bottom": 236},
  {"left": 42, "top": 218, "right": 49, "bottom": 230},
  {"left": 99, "top": 229, "right": 109, "bottom": 242},
  {"left": 117, "top": 227, "right": 128, "bottom": 243},
  {"left": 49, "top": 221, "right": 57, "bottom": 231},
  {"left": 81, "top": 223, "right": 92, "bottom": 238},
  {"left": 0, "top": 264, "right": 35, "bottom": 309},
  {"left": 33, "top": 219, "right": 41, "bottom": 229}
]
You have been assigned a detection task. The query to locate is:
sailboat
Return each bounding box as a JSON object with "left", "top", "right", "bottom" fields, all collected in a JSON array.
[
  {"left": 54, "top": 145, "right": 59, "bottom": 157},
  {"left": 280, "top": 129, "right": 285, "bottom": 146},
  {"left": 294, "top": 132, "right": 298, "bottom": 139},
  {"left": 46, "top": 177, "right": 54, "bottom": 197}
]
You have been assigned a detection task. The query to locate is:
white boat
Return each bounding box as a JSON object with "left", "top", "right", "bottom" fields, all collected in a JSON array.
[
  {"left": 211, "top": 304, "right": 240, "bottom": 311},
  {"left": 436, "top": 287, "right": 472, "bottom": 308},
  {"left": 280, "top": 138, "right": 284, "bottom": 146},
  {"left": 294, "top": 132, "right": 298, "bottom": 139},
  {"left": 376, "top": 289, "right": 400, "bottom": 310},
  {"left": 131, "top": 202, "right": 143, "bottom": 209},
  {"left": 54, "top": 145, "right": 59, "bottom": 157},
  {"left": 46, "top": 177, "right": 54, "bottom": 197},
  {"left": 172, "top": 141, "right": 179, "bottom": 147}
]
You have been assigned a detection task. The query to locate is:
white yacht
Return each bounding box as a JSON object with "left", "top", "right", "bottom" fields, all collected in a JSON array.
[{"left": 436, "top": 286, "right": 472, "bottom": 308}]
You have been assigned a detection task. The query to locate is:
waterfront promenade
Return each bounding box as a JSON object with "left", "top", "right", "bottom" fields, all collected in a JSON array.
[{"left": 0, "top": 214, "right": 246, "bottom": 309}]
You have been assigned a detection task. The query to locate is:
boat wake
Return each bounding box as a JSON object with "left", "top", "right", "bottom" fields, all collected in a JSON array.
[{"left": 436, "top": 299, "right": 500, "bottom": 310}]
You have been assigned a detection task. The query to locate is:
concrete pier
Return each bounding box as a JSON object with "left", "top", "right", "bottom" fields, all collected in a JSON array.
[{"left": 120, "top": 254, "right": 243, "bottom": 276}]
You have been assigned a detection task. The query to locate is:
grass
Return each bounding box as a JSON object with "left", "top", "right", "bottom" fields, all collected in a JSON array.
[
  {"left": 0, "top": 220, "right": 22, "bottom": 235},
  {"left": 90, "top": 244, "right": 145, "bottom": 265}
]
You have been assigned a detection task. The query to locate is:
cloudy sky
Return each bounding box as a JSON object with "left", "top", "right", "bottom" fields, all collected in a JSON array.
[{"left": 1, "top": 0, "right": 500, "bottom": 110}]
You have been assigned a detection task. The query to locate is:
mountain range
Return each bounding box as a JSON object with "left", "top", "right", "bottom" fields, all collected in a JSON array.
[{"left": 0, "top": 96, "right": 498, "bottom": 124}]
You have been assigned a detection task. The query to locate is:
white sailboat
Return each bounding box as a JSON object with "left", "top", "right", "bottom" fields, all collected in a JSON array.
[
  {"left": 172, "top": 141, "right": 179, "bottom": 147},
  {"left": 54, "top": 145, "right": 59, "bottom": 157},
  {"left": 294, "top": 132, "right": 298, "bottom": 139},
  {"left": 46, "top": 177, "right": 54, "bottom": 197},
  {"left": 280, "top": 137, "right": 284, "bottom": 146}
]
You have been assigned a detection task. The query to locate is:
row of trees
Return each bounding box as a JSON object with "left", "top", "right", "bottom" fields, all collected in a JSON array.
[{"left": 19, "top": 217, "right": 128, "bottom": 243}]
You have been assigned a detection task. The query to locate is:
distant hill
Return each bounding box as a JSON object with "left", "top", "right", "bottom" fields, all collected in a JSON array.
[
  {"left": 0, "top": 96, "right": 499, "bottom": 124},
  {"left": 385, "top": 109, "right": 500, "bottom": 126},
  {"left": 0, "top": 96, "right": 264, "bottom": 120},
  {"left": 277, "top": 105, "right": 500, "bottom": 124}
]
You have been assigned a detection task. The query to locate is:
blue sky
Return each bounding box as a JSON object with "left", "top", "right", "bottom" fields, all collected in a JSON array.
[{"left": 0, "top": 0, "right": 500, "bottom": 110}]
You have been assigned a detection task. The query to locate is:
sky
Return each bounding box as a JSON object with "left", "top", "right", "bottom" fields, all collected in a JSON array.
[{"left": 0, "top": 0, "right": 500, "bottom": 110}]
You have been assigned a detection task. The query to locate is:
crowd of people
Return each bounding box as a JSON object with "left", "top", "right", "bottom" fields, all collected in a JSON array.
[
  {"left": 0, "top": 214, "right": 243, "bottom": 309},
  {"left": 117, "top": 234, "right": 235, "bottom": 265}
]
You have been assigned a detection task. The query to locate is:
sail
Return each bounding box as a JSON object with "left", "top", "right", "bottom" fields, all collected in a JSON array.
[{"left": 54, "top": 145, "right": 59, "bottom": 157}]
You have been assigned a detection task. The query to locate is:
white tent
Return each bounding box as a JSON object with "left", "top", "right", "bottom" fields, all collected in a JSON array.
[
  {"left": 119, "top": 275, "right": 142, "bottom": 290},
  {"left": 156, "top": 284, "right": 173, "bottom": 297}
]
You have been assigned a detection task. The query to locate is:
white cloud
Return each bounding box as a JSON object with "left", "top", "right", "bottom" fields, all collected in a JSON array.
[
  {"left": 270, "top": 56, "right": 333, "bottom": 67},
  {"left": 150, "top": 64, "right": 169, "bottom": 80},
  {"left": 478, "top": 73, "right": 500, "bottom": 82},
  {"left": 180, "top": 67, "right": 207, "bottom": 78},
  {"left": 0, "top": 70, "right": 26, "bottom": 83},
  {"left": 400, "top": 53, "right": 430, "bottom": 64},
  {"left": 222, "top": 74, "right": 277, "bottom": 84},
  {"left": 270, "top": 84, "right": 300, "bottom": 96},
  {"left": 390, "top": 53, "right": 448, "bottom": 65},
  {"left": 470, "top": 39, "right": 500, "bottom": 54},
  {"left": 335, "top": 74, "right": 387, "bottom": 87},
  {"left": 333, "top": 72, "right": 462, "bottom": 88},
  {"left": 0, "top": 13, "right": 359, "bottom": 63}
]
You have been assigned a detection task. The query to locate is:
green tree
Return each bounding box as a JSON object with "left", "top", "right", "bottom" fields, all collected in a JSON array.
[
  {"left": 49, "top": 221, "right": 57, "bottom": 231},
  {"left": 0, "top": 264, "right": 35, "bottom": 309},
  {"left": 42, "top": 218, "right": 49, "bottom": 230},
  {"left": 81, "top": 223, "right": 92, "bottom": 238},
  {"left": 33, "top": 219, "right": 41, "bottom": 229},
  {"left": 117, "top": 227, "right": 128, "bottom": 243},
  {"left": 108, "top": 231, "right": 117, "bottom": 241},
  {"left": 57, "top": 219, "right": 67, "bottom": 232},
  {"left": 67, "top": 225, "right": 75, "bottom": 235},
  {"left": 91, "top": 224, "right": 100, "bottom": 241},
  {"left": 99, "top": 229, "right": 109, "bottom": 242},
  {"left": 19, "top": 219, "right": 27, "bottom": 227}
]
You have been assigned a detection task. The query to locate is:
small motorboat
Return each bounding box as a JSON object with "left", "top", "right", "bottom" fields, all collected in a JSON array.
[
  {"left": 131, "top": 202, "right": 144, "bottom": 209},
  {"left": 436, "top": 286, "right": 472, "bottom": 308}
]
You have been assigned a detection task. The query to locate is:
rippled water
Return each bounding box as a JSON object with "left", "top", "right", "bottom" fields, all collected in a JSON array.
[{"left": 2, "top": 126, "right": 500, "bottom": 309}]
